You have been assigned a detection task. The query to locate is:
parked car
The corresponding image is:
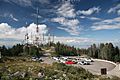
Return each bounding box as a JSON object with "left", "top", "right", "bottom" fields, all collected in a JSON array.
[
  {"left": 78, "top": 61, "right": 90, "bottom": 65},
  {"left": 32, "top": 57, "right": 43, "bottom": 62},
  {"left": 52, "top": 57, "right": 59, "bottom": 61},
  {"left": 38, "top": 58, "right": 43, "bottom": 62},
  {"left": 65, "top": 60, "right": 76, "bottom": 64},
  {"left": 61, "top": 57, "right": 68, "bottom": 60},
  {"left": 84, "top": 58, "right": 94, "bottom": 62},
  {"left": 60, "top": 59, "right": 66, "bottom": 63},
  {"left": 32, "top": 57, "right": 37, "bottom": 61},
  {"left": 72, "top": 58, "right": 78, "bottom": 63}
]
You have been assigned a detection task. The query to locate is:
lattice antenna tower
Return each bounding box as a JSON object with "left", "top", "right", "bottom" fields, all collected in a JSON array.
[
  {"left": 35, "top": 8, "right": 40, "bottom": 46},
  {"left": 52, "top": 34, "right": 54, "bottom": 43},
  {"left": 25, "top": 22, "right": 29, "bottom": 45},
  {"left": 48, "top": 34, "right": 51, "bottom": 44}
]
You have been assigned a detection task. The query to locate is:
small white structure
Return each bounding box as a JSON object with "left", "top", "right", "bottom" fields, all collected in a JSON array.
[{"left": 0, "top": 52, "right": 1, "bottom": 59}]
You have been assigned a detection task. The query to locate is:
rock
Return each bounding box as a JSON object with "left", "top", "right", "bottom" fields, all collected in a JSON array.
[
  {"left": 53, "top": 75, "right": 57, "bottom": 78},
  {"left": 13, "top": 71, "right": 20, "bottom": 76},
  {"left": 63, "top": 74, "right": 66, "bottom": 77},
  {"left": 38, "top": 72, "right": 44, "bottom": 78},
  {"left": 21, "top": 72, "right": 26, "bottom": 78}
]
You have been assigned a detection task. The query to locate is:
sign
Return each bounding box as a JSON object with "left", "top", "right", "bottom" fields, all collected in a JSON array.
[{"left": 101, "top": 68, "right": 107, "bottom": 75}]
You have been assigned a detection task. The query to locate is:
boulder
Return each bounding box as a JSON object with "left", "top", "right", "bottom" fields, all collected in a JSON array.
[{"left": 38, "top": 72, "right": 44, "bottom": 78}]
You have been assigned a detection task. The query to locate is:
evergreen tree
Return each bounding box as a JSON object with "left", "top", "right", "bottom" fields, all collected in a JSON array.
[
  {"left": 0, "top": 45, "right": 9, "bottom": 56},
  {"left": 103, "top": 44, "right": 109, "bottom": 60},
  {"left": 114, "top": 46, "right": 119, "bottom": 56},
  {"left": 108, "top": 43, "right": 114, "bottom": 60},
  {"left": 114, "top": 46, "right": 120, "bottom": 62},
  {"left": 99, "top": 43, "right": 104, "bottom": 59},
  {"left": 88, "top": 46, "right": 93, "bottom": 57}
]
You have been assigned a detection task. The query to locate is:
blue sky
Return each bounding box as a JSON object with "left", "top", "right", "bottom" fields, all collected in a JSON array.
[{"left": 0, "top": 0, "right": 120, "bottom": 48}]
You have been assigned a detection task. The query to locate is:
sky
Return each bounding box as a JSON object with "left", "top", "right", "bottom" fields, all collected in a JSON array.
[{"left": 0, "top": 0, "right": 120, "bottom": 48}]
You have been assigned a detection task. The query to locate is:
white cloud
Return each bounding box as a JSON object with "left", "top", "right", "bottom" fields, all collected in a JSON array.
[
  {"left": 51, "top": 17, "right": 79, "bottom": 27},
  {"left": 77, "top": 7, "right": 101, "bottom": 15},
  {"left": 10, "top": 14, "right": 18, "bottom": 21},
  {"left": 52, "top": 2, "right": 84, "bottom": 35},
  {"left": 57, "top": 2, "right": 76, "bottom": 18},
  {"left": 3, "top": 0, "right": 49, "bottom": 7},
  {"left": 0, "top": 23, "right": 48, "bottom": 39},
  {"left": 54, "top": 36, "right": 93, "bottom": 43},
  {"left": 91, "top": 17, "right": 120, "bottom": 30},
  {"left": 118, "top": 10, "right": 120, "bottom": 15},
  {"left": 80, "top": 16, "right": 86, "bottom": 19},
  {"left": 58, "top": 26, "right": 81, "bottom": 35},
  {"left": 51, "top": 17, "right": 82, "bottom": 35},
  {"left": 0, "top": 13, "right": 19, "bottom": 21},
  {"left": 80, "top": 16, "right": 102, "bottom": 21},
  {"left": 53, "top": 36, "right": 120, "bottom": 48},
  {"left": 54, "top": 36, "right": 94, "bottom": 48},
  {"left": 108, "top": 4, "right": 120, "bottom": 15},
  {"left": 25, "top": 23, "right": 48, "bottom": 35},
  {"left": 88, "top": 17, "right": 102, "bottom": 20},
  {"left": 0, "top": 23, "right": 13, "bottom": 33}
]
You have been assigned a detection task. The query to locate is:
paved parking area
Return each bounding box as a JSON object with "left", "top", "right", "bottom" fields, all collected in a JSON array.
[
  {"left": 40, "top": 57, "right": 119, "bottom": 77},
  {"left": 108, "top": 64, "right": 120, "bottom": 77},
  {"left": 75, "top": 60, "right": 116, "bottom": 75}
]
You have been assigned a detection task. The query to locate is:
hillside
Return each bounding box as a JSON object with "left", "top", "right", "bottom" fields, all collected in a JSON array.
[{"left": 0, "top": 57, "right": 120, "bottom": 80}]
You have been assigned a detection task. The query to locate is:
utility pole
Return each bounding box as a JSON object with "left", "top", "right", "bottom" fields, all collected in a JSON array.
[
  {"left": 31, "top": 32, "right": 33, "bottom": 44},
  {"left": 42, "top": 33, "right": 45, "bottom": 45},
  {"left": 48, "top": 34, "right": 51, "bottom": 46},
  {"left": 52, "top": 34, "right": 54, "bottom": 43},
  {"left": 43, "top": 33, "right": 45, "bottom": 41}
]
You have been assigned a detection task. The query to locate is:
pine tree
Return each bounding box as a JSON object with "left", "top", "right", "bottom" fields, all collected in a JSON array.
[{"left": 108, "top": 43, "right": 114, "bottom": 60}]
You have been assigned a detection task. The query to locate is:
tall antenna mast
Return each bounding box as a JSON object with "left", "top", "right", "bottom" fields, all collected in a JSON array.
[
  {"left": 31, "top": 32, "right": 33, "bottom": 44},
  {"left": 35, "top": 8, "right": 40, "bottom": 46},
  {"left": 36, "top": 8, "right": 39, "bottom": 33},
  {"left": 43, "top": 33, "right": 45, "bottom": 41},
  {"left": 48, "top": 34, "right": 51, "bottom": 45},
  {"left": 25, "top": 22, "right": 29, "bottom": 44},
  {"left": 52, "top": 34, "right": 54, "bottom": 43}
]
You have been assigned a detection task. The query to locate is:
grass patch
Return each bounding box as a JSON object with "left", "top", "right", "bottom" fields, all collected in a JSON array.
[{"left": 0, "top": 57, "right": 120, "bottom": 80}]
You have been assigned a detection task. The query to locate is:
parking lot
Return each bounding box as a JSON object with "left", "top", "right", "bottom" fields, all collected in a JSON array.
[
  {"left": 39, "top": 56, "right": 119, "bottom": 77},
  {"left": 75, "top": 60, "right": 116, "bottom": 75}
]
